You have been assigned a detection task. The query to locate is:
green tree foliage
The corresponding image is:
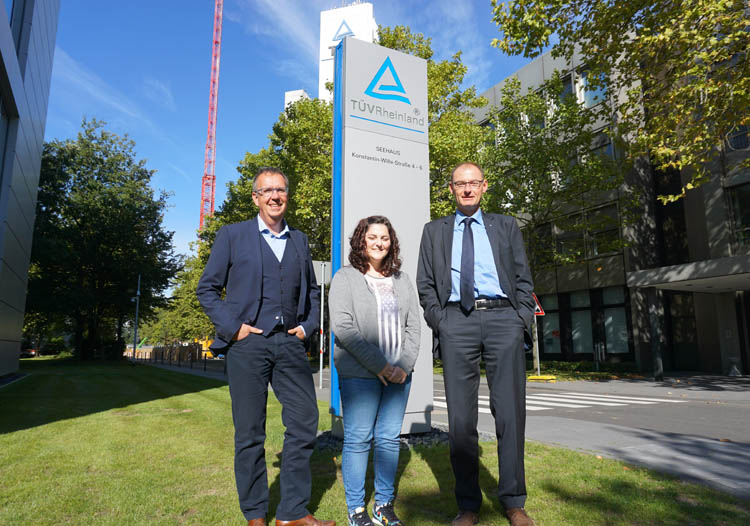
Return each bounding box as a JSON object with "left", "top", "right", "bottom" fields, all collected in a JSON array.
[
  {"left": 200, "top": 97, "right": 333, "bottom": 261},
  {"left": 481, "top": 75, "right": 625, "bottom": 271},
  {"left": 25, "top": 120, "right": 180, "bottom": 359},
  {"left": 379, "top": 25, "right": 491, "bottom": 217},
  {"left": 140, "top": 253, "right": 213, "bottom": 345},
  {"left": 490, "top": 0, "right": 750, "bottom": 201}
]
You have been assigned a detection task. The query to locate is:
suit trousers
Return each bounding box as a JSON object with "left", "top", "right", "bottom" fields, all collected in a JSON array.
[
  {"left": 439, "top": 303, "right": 527, "bottom": 511},
  {"left": 226, "top": 330, "right": 318, "bottom": 521}
]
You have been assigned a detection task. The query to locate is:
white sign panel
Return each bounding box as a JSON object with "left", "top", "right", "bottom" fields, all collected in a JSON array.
[{"left": 332, "top": 37, "right": 432, "bottom": 433}]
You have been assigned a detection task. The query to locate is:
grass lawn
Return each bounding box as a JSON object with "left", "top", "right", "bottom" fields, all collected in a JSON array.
[
  {"left": 1, "top": 358, "right": 747, "bottom": 525},
  {"left": 433, "top": 359, "right": 644, "bottom": 382}
]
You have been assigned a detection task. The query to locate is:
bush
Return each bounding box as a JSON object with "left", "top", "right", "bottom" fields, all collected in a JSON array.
[{"left": 41, "top": 337, "right": 68, "bottom": 356}]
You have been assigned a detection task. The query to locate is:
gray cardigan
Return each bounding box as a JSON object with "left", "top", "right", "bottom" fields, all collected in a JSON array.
[{"left": 329, "top": 265, "right": 421, "bottom": 378}]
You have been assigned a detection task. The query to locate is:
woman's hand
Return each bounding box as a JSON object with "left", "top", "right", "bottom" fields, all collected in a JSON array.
[
  {"left": 388, "top": 366, "right": 407, "bottom": 384},
  {"left": 377, "top": 363, "right": 394, "bottom": 386},
  {"left": 377, "top": 363, "right": 407, "bottom": 385}
]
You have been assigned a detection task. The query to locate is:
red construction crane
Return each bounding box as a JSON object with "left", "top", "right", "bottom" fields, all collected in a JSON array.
[{"left": 200, "top": 0, "right": 223, "bottom": 230}]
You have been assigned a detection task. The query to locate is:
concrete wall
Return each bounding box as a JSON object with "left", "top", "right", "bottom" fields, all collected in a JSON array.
[{"left": 0, "top": 0, "right": 60, "bottom": 376}]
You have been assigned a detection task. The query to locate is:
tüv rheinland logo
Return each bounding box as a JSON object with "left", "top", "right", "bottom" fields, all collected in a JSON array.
[
  {"left": 333, "top": 19, "right": 354, "bottom": 41},
  {"left": 364, "top": 57, "right": 411, "bottom": 105}
]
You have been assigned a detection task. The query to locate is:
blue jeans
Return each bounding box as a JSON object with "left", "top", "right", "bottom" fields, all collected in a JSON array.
[{"left": 340, "top": 375, "right": 412, "bottom": 513}]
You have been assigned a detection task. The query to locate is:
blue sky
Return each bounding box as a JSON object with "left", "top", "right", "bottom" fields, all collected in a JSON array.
[{"left": 45, "top": 1, "right": 533, "bottom": 257}]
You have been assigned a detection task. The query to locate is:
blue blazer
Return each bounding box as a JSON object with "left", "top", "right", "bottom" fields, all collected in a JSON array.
[{"left": 196, "top": 217, "right": 320, "bottom": 348}]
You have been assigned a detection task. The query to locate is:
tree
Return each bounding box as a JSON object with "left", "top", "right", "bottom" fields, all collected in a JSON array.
[
  {"left": 379, "top": 25, "right": 491, "bottom": 217},
  {"left": 140, "top": 253, "right": 214, "bottom": 345},
  {"left": 491, "top": 0, "right": 750, "bottom": 201},
  {"left": 26, "top": 120, "right": 180, "bottom": 359},
  {"left": 199, "top": 97, "right": 333, "bottom": 261},
  {"left": 480, "top": 75, "right": 626, "bottom": 272}
]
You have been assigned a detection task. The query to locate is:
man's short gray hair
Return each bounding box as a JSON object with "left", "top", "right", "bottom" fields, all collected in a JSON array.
[
  {"left": 252, "top": 167, "right": 289, "bottom": 192},
  {"left": 451, "top": 162, "right": 484, "bottom": 182}
]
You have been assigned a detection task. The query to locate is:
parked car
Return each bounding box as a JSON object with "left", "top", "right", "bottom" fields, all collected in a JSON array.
[{"left": 19, "top": 348, "right": 37, "bottom": 358}]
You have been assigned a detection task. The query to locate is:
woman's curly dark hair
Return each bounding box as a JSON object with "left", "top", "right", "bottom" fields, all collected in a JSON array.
[{"left": 348, "top": 215, "right": 402, "bottom": 277}]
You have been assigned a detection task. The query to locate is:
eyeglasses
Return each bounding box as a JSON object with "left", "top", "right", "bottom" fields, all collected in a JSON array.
[
  {"left": 254, "top": 187, "right": 288, "bottom": 197},
  {"left": 451, "top": 180, "right": 484, "bottom": 189}
]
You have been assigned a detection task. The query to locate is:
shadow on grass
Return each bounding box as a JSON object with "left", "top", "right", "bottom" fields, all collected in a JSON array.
[
  {"left": 539, "top": 476, "right": 750, "bottom": 525},
  {"left": 0, "top": 358, "right": 227, "bottom": 434},
  {"left": 601, "top": 426, "right": 750, "bottom": 499},
  {"left": 265, "top": 448, "right": 339, "bottom": 519},
  {"left": 399, "top": 442, "right": 504, "bottom": 523}
]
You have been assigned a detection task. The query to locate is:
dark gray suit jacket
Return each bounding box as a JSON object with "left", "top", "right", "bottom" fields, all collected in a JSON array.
[
  {"left": 196, "top": 217, "right": 320, "bottom": 349},
  {"left": 416, "top": 211, "right": 535, "bottom": 346}
]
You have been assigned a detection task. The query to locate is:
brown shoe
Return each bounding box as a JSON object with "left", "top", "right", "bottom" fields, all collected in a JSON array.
[
  {"left": 248, "top": 520, "right": 266, "bottom": 526},
  {"left": 275, "top": 515, "right": 335, "bottom": 526},
  {"left": 451, "top": 510, "right": 479, "bottom": 526},
  {"left": 505, "top": 508, "right": 534, "bottom": 526}
]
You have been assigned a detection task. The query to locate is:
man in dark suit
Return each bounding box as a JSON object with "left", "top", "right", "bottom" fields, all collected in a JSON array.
[
  {"left": 197, "top": 167, "right": 334, "bottom": 526},
  {"left": 417, "top": 162, "right": 536, "bottom": 526}
]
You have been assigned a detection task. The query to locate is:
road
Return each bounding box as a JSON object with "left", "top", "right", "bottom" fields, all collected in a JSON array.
[{"left": 431, "top": 374, "right": 750, "bottom": 498}]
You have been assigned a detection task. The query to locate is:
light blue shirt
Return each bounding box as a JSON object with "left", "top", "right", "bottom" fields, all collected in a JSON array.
[
  {"left": 258, "top": 215, "right": 289, "bottom": 262},
  {"left": 449, "top": 209, "right": 506, "bottom": 302}
]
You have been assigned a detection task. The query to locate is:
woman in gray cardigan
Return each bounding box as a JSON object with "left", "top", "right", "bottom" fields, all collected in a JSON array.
[{"left": 329, "top": 216, "right": 420, "bottom": 526}]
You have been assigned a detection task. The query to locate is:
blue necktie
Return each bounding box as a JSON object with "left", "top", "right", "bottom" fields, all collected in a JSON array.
[{"left": 460, "top": 217, "right": 475, "bottom": 312}]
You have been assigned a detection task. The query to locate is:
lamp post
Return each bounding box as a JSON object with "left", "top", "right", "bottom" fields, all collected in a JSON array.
[{"left": 132, "top": 274, "right": 141, "bottom": 361}]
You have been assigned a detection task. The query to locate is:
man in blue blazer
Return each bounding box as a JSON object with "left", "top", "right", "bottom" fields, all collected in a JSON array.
[
  {"left": 197, "top": 167, "right": 333, "bottom": 526},
  {"left": 417, "top": 162, "right": 536, "bottom": 526}
]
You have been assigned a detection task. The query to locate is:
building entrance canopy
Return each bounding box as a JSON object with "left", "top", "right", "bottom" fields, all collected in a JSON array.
[{"left": 627, "top": 255, "right": 750, "bottom": 293}]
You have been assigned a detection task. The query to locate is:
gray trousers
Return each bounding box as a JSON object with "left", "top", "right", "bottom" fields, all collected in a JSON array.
[
  {"left": 226, "top": 330, "right": 318, "bottom": 521},
  {"left": 439, "top": 303, "right": 527, "bottom": 511}
]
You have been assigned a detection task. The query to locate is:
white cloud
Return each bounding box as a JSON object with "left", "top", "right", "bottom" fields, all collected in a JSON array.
[
  {"left": 143, "top": 77, "right": 177, "bottom": 112},
  {"left": 52, "top": 47, "right": 147, "bottom": 121},
  {"left": 228, "top": 0, "right": 329, "bottom": 88},
  {"left": 48, "top": 46, "right": 180, "bottom": 149}
]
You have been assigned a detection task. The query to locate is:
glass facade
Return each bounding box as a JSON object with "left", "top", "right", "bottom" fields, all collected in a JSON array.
[
  {"left": 580, "top": 70, "right": 607, "bottom": 108},
  {"left": 729, "top": 183, "right": 750, "bottom": 248},
  {"left": 540, "top": 295, "right": 561, "bottom": 354},
  {"left": 538, "top": 287, "right": 631, "bottom": 361}
]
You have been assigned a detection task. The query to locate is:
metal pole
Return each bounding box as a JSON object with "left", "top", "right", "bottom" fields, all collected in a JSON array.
[
  {"left": 532, "top": 316, "right": 541, "bottom": 376},
  {"left": 132, "top": 274, "right": 141, "bottom": 362},
  {"left": 319, "top": 262, "right": 325, "bottom": 389}
]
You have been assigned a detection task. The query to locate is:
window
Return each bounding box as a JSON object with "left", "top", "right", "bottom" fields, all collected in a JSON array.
[
  {"left": 559, "top": 75, "right": 574, "bottom": 104},
  {"left": 726, "top": 125, "right": 749, "bottom": 151},
  {"left": 539, "top": 295, "right": 561, "bottom": 354},
  {"left": 554, "top": 205, "right": 622, "bottom": 261},
  {"left": 654, "top": 168, "right": 689, "bottom": 265},
  {"left": 532, "top": 223, "right": 555, "bottom": 267},
  {"left": 602, "top": 287, "right": 628, "bottom": 354},
  {"left": 580, "top": 70, "right": 607, "bottom": 108},
  {"left": 591, "top": 132, "right": 616, "bottom": 160},
  {"left": 570, "top": 291, "right": 593, "bottom": 354},
  {"left": 556, "top": 214, "right": 585, "bottom": 261},
  {"left": 728, "top": 183, "right": 750, "bottom": 247},
  {"left": 586, "top": 204, "right": 620, "bottom": 257}
]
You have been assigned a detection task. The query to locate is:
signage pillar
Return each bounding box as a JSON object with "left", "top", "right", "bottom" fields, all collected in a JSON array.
[{"left": 330, "top": 37, "right": 433, "bottom": 434}]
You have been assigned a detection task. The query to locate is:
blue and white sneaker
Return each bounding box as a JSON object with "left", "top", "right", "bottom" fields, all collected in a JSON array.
[
  {"left": 372, "top": 502, "right": 402, "bottom": 526},
  {"left": 349, "top": 506, "right": 374, "bottom": 526}
]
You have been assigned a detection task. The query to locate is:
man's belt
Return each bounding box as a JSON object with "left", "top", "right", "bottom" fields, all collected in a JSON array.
[
  {"left": 449, "top": 298, "right": 512, "bottom": 310},
  {"left": 474, "top": 297, "right": 512, "bottom": 310}
]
